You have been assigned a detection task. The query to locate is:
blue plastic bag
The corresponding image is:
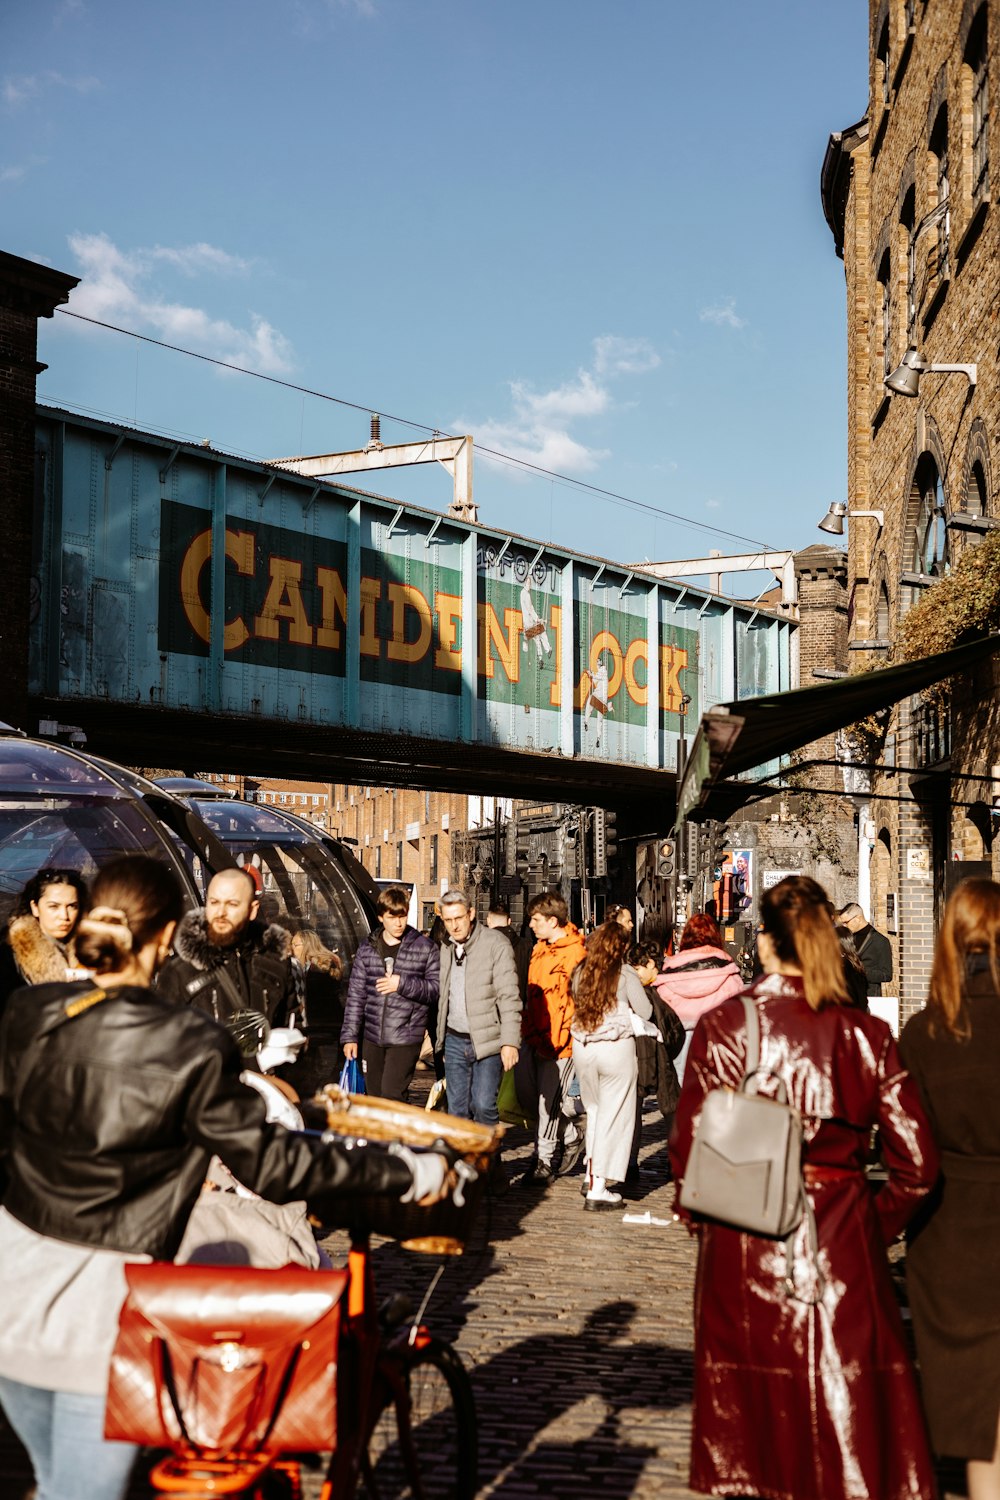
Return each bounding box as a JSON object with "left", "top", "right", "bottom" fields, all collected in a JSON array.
[{"left": 339, "top": 1056, "right": 366, "bottom": 1095}]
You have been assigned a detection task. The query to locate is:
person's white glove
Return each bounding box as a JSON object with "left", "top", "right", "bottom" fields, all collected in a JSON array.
[{"left": 390, "top": 1144, "right": 452, "bottom": 1206}]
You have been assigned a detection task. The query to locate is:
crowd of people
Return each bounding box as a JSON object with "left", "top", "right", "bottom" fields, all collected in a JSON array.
[{"left": 2, "top": 856, "right": 1000, "bottom": 1500}]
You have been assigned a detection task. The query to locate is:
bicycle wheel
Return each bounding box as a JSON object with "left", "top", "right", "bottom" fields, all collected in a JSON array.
[{"left": 359, "top": 1337, "right": 477, "bottom": 1500}]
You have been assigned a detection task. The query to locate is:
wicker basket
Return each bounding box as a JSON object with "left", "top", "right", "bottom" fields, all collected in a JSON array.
[{"left": 316, "top": 1087, "right": 504, "bottom": 1254}]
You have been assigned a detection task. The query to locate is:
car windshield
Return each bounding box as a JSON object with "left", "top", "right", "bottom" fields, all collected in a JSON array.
[
  {"left": 0, "top": 796, "right": 197, "bottom": 926},
  {"left": 191, "top": 799, "right": 371, "bottom": 966}
]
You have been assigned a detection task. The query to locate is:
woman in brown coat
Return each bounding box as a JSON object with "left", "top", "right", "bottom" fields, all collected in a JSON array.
[
  {"left": 900, "top": 878, "right": 1000, "bottom": 1497},
  {"left": 670, "top": 875, "right": 939, "bottom": 1500}
]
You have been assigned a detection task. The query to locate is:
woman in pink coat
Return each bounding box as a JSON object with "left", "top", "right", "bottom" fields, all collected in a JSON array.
[{"left": 653, "top": 913, "right": 743, "bottom": 1085}]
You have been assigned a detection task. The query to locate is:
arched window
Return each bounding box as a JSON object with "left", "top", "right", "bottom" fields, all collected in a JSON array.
[
  {"left": 909, "top": 455, "right": 950, "bottom": 577},
  {"left": 898, "top": 184, "right": 916, "bottom": 339},
  {"left": 929, "top": 105, "right": 950, "bottom": 278},
  {"left": 876, "top": 583, "right": 891, "bottom": 640},
  {"left": 877, "top": 250, "right": 892, "bottom": 376},
  {"left": 967, "top": 459, "right": 987, "bottom": 518},
  {"left": 876, "top": 12, "right": 891, "bottom": 108},
  {"left": 965, "top": 6, "right": 989, "bottom": 202}
]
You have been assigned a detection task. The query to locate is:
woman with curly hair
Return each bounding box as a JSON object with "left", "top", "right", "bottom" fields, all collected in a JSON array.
[
  {"left": 901, "top": 879, "right": 1000, "bottom": 1496},
  {"left": 570, "top": 920, "right": 652, "bottom": 1210},
  {"left": 653, "top": 911, "right": 743, "bottom": 1086}
]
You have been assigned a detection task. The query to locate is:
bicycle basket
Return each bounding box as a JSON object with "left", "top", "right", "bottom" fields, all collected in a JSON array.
[{"left": 316, "top": 1087, "right": 504, "bottom": 1254}]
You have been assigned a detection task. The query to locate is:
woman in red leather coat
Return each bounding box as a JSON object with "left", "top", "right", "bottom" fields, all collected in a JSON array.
[{"left": 670, "top": 875, "right": 938, "bottom": 1500}]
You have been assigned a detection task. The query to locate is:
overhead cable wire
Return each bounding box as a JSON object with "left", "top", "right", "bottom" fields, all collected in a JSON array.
[{"left": 54, "top": 307, "right": 777, "bottom": 552}]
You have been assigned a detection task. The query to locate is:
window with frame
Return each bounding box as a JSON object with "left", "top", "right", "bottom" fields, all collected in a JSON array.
[
  {"left": 877, "top": 251, "right": 892, "bottom": 377},
  {"left": 876, "top": 14, "right": 891, "bottom": 108},
  {"left": 968, "top": 9, "right": 990, "bottom": 202},
  {"left": 396, "top": 841, "right": 403, "bottom": 880},
  {"left": 429, "top": 834, "right": 438, "bottom": 886},
  {"left": 909, "top": 456, "right": 950, "bottom": 578},
  {"left": 899, "top": 186, "right": 916, "bottom": 339},
  {"left": 929, "top": 106, "right": 950, "bottom": 279}
]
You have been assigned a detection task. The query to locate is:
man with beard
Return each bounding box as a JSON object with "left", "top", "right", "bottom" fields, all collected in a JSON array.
[{"left": 156, "top": 868, "right": 297, "bottom": 1059}]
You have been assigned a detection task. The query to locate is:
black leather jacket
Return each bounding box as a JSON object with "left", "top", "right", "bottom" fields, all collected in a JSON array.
[{"left": 0, "top": 980, "right": 410, "bottom": 1258}]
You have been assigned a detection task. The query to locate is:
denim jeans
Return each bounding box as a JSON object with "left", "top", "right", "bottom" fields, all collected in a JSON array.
[
  {"left": 443, "top": 1031, "right": 503, "bottom": 1126},
  {"left": 0, "top": 1376, "right": 138, "bottom": 1500}
]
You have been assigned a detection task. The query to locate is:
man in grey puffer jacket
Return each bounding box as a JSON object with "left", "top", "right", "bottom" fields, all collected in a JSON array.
[{"left": 435, "top": 890, "right": 521, "bottom": 1127}]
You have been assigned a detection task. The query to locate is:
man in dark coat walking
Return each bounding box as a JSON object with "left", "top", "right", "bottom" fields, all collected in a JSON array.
[
  {"left": 156, "top": 867, "right": 297, "bottom": 1057},
  {"left": 838, "top": 902, "right": 893, "bottom": 996}
]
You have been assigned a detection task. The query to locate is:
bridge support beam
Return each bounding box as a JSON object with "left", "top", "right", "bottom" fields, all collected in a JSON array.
[{"left": 0, "top": 252, "right": 78, "bottom": 730}]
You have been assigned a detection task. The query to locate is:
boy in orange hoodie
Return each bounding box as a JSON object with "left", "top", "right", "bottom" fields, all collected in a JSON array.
[{"left": 518, "top": 890, "right": 588, "bottom": 1186}]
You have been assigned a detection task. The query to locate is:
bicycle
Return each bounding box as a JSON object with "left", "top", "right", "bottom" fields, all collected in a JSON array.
[
  {"left": 124, "top": 1095, "right": 498, "bottom": 1500},
  {"left": 141, "top": 1221, "right": 477, "bottom": 1500}
]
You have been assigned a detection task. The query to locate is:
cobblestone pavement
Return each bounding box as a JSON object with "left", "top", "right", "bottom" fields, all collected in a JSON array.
[
  {"left": 0, "top": 1100, "right": 700, "bottom": 1500},
  {"left": 357, "top": 1103, "right": 699, "bottom": 1500},
  {"left": 0, "top": 1091, "right": 969, "bottom": 1498}
]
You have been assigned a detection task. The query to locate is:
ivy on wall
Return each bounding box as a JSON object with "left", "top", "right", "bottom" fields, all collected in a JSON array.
[{"left": 899, "top": 530, "right": 1000, "bottom": 663}]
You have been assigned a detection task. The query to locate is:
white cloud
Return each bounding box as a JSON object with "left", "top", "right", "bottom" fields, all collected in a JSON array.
[
  {"left": 699, "top": 298, "right": 747, "bottom": 331},
  {"left": 705, "top": 499, "right": 721, "bottom": 510},
  {"left": 593, "top": 334, "right": 660, "bottom": 377},
  {"left": 3, "top": 71, "right": 100, "bottom": 108},
  {"left": 64, "top": 232, "right": 294, "bottom": 375},
  {"left": 148, "top": 243, "right": 253, "bottom": 277},
  {"left": 0, "top": 164, "right": 28, "bottom": 184},
  {"left": 462, "top": 333, "right": 659, "bottom": 477}
]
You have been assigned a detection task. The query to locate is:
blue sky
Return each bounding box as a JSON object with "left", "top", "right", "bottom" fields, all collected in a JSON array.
[{"left": 3, "top": 0, "right": 868, "bottom": 579}]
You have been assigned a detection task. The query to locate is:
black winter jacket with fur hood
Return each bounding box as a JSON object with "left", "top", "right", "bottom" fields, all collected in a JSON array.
[{"left": 154, "top": 913, "right": 297, "bottom": 1039}]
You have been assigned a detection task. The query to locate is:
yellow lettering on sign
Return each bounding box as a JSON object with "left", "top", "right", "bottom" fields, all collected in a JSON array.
[
  {"left": 359, "top": 578, "right": 381, "bottom": 657},
  {"left": 434, "top": 592, "right": 463, "bottom": 671},
  {"left": 624, "top": 638, "right": 648, "bottom": 706},
  {"left": 477, "top": 604, "right": 520, "bottom": 682},
  {"left": 548, "top": 605, "right": 562, "bottom": 707},
  {"left": 253, "top": 557, "right": 313, "bottom": 645},
  {"left": 179, "top": 527, "right": 254, "bottom": 651},
  {"left": 315, "top": 567, "right": 347, "bottom": 650},
  {"left": 387, "top": 583, "right": 432, "bottom": 663},
  {"left": 659, "top": 645, "right": 689, "bottom": 711},
  {"left": 590, "top": 630, "right": 624, "bottom": 694}
]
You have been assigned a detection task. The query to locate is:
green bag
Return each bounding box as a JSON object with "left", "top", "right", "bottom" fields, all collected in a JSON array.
[{"left": 497, "top": 1066, "right": 536, "bottom": 1129}]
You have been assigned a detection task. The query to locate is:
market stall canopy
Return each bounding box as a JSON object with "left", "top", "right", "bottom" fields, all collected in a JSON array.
[{"left": 676, "top": 633, "right": 1000, "bottom": 825}]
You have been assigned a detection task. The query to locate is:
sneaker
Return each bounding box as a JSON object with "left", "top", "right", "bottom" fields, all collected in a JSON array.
[
  {"left": 584, "top": 1187, "right": 623, "bottom": 1213},
  {"left": 520, "top": 1161, "right": 555, "bottom": 1188},
  {"left": 556, "top": 1137, "right": 586, "bottom": 1177}
]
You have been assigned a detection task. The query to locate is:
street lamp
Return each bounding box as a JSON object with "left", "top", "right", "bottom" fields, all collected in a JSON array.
[
  {"left": 817, "top": 503, "right": 885, "bottom": 535},
  {"left": 884, "top": 345, "right": 977, "bottom": 398}
]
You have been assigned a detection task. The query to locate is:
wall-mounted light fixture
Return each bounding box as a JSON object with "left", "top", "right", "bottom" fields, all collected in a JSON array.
[
  {"left": 885, "top": 345, "right": 977, "bottom": 398},
  {"left": 817, "top": 503, "right": 885, "bottom": 535}
]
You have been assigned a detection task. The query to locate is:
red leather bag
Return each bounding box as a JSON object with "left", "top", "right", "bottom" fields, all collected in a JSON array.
[{"left": 105, "top": 1262, "right": 348, "bottom": 1455}]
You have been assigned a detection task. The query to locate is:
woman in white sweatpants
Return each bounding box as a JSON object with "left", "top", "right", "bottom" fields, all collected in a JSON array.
[{"left": 571, "top": 922, "right": 653, "bottom": 1211}]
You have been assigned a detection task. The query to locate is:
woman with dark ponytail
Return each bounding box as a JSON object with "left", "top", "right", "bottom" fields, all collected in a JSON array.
[
  {"left": 670, "top": 875, "right": 939, "bottom": 1500},
  {"left": 0, "top": 857, "right": 452, "bottom": 1500}
]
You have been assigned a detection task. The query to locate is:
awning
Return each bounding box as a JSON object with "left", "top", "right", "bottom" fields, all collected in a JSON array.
[{"left": 677, "top": 633, "right": 1000, "bottom": 825}]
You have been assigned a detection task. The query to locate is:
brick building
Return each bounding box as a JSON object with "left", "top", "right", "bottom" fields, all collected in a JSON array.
[{"left": 822, "top": 0, "right": 1000, "bottom": 1020}]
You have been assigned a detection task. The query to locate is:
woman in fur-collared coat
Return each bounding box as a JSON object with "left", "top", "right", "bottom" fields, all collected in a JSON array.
[{"left": 0, "top": 867, "right": 89, "bottom": 1018}]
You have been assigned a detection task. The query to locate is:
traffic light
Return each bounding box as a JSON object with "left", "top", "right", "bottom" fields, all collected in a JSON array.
[
  {"left": 592, "top": 808, "right": 607, "bottom": 877},
  {"left": 604, "top": 811, "right": 619, "bottom": 865},
  {"left": 565, "top": 822, "right": 583, "bottom": 879},
  {"left": 657, "top": 839, "right": 675, "bottom": 878}
]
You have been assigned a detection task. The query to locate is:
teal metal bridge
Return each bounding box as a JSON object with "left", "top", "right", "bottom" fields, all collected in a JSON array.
[{"left": 29, "top": 406, "right": 793, "bottom": 813}]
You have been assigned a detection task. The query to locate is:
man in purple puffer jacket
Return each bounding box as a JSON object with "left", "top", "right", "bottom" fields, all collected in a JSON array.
[{"left": 342, "top": 886, "right": 440, "bottom": 1102}]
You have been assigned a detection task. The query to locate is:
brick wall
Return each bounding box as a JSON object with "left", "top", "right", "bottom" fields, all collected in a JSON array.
[{"left": 824, "top": 0, "right": 1000, "bottom": 1013}]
